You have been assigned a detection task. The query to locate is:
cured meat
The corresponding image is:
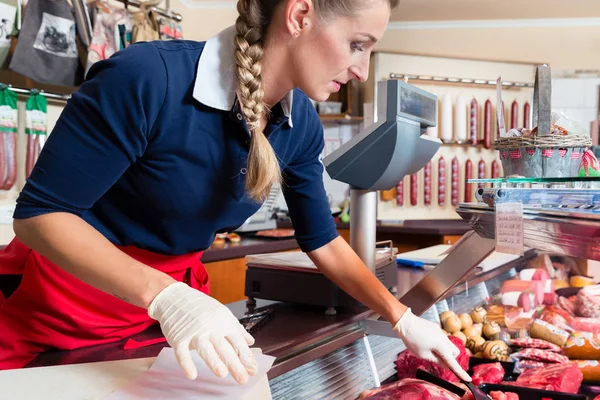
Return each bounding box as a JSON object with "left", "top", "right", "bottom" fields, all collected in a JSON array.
[
  {"left": 3, "top": 131, "right": 16, "bottom": 190},
  {"left": 529, "top": 319, "right": 569, "bottom": 347},
  {"left": 438, "top": 157, "right": 446, "bottom": 206},
  {"left": 570, "top": 317, "right": 600, "bottom": 333},
  {"left": 510, "top": 100, "right": 518, "bottom": 129},
  {"left": 512, "top": 362, "right": 583, "bottom": 393},
  {"left": 511, "top": 348, "right": 569, "bottom": 364},
  {"left": 470, "top": 98, "right": 478, "bottom": 146},
  {"left": 543, "top": 292, "right": 557, "bottom": 306},
  {"left": 410, "top": 174, "right": 418, "bottom": 206},
  {"left": 486, "top": 304, "right": 523, "bottom": 328},
  {"left": 424, "top": 162, "right": 432, "bottom": 206},
  {"left": 478, "top": 159, "right": 485, "bottom": 189},
  {"left": 575, "top": 285, "right": 600, "bottom": 318},
  {"left": 464, "top": 159, "right": 473, "bottom": 202},
  {"left": 396, "top": 336, "right": 469, "bottom": 383},
  {"left": 509, "top": 338, "right": 561, "bottom": 352},
  {"left": 471, "top": 362, "right": 505, "bottom": 386},
  {"left": 451, "top": 157, "right": 459, "bottom": 206},
  {"left": 558, "top": 296, "right": 576, "bottom": 316},
  {"left": 523, "top": 101, "right": 531, "bottom": 129},
  {"left": 255, "top": 229, "right": 294, "bottom": 238},
  {"left": 564, "top": 331, "right": 600, "bottom": 359},
  {"left": 484, "top": 99, "right": 492, "bottom": 149},
  {"left": 538, "top": 305, "right": 572, "bottom": 327},
  {"left": 396, "top": 179, "right": 404, "bottom": 206},
  {"left": 500, "top": 280, "right": 543, "bottom": 305},
  {"left": 492, "top": 160, "right": 500, "bottom": 179},
  {"left": 489, "top": 391, "right": 519, "bottom": 400},
  {"left": 358, "top": 378, "right": 462, "bottom": 400},
  {"left": 25, "top": 134, "right": 39, "bottom": 178}
]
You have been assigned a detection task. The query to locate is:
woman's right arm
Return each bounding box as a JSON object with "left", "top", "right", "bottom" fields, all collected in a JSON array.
[{"left": 13, "top": 212, "right": 175, "bottom": 308}]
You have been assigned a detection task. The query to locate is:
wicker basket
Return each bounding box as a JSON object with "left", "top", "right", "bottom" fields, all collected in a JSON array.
[
  {"left": 494, "top": 135, "right": 591, "bottom": 178},
  {"left": 493, "top": 65, "right": 592, "bottom": 178}
]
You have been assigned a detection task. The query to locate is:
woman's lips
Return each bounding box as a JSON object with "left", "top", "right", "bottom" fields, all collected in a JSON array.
[{"left": 331, "top": 80, "right": 341, "bottom": 91}]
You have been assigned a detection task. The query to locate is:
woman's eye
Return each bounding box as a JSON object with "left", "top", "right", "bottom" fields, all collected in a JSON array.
[{"left": 351, "top": 42, "right": 364, "bottom": 52}]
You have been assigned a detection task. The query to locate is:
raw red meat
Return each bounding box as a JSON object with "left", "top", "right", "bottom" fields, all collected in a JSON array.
[
  {"left": 490, "top": 391, "right": 519, "bottom": 400},
  {"left": 511, "top": 348, "right": 569, "bottom": 364},
  {"left": 358, "top": 378, "right": 462, "bottom": 399},
  {"left": 509, "top": 338, "right": 561, "bottom": 352},
  {"left": 471, "top": 362, "right": 505, "bottom": 386},
  {"left": 511, "top": 362, "right": 583, "bottom": 393},
  {"left": 396, "top": 336, "right": 470, "bottom": 383}
]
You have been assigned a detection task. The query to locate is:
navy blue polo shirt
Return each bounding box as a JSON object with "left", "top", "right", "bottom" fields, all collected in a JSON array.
[{"left": 13, "top": 29, "right": 339, "bottom": 255}]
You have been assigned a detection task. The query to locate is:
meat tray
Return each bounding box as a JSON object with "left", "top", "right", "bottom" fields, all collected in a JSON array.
[
  {"left": 479, "top": 383, "right": 589, "bottom": 400},
  {"left": 468, "top": 358, "right": 516, "bottom": 378}
]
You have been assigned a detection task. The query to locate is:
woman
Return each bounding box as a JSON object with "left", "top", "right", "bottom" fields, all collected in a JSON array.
[{"left": 0, "top": 0, "right": 470, "bottom": 386}]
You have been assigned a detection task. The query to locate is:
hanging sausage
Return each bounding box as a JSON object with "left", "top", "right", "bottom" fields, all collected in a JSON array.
[
  {"left": 441, "top": 93, "right": 453, "bottom": 142},
  {"left": 511, "top": 100, "right": 519, "bottom": 129},
  {"left": 484, "top": 99, "right": 492, "bottom": 149},
  {"left": 464, "top": 159, "right": 473, "bottom": 202},
  {"left": 25, "top": 91, "right": 48, "bottom": 178},
  {"left": 523, "top": 101, "right": 531, "bottom": 129},
  {"left": 492, "top": 159, "right": 500, "bottom": 179},
  {"left": 0, "top": 86, "right": 17, "bottom": 190},
  {"left": 438, "top": 157, "right": 446, "bottom": 206},
  {"left": 451, "top": 156, "right": 459, "bottom": 206},
  {"left": 410, "top": 173, "right": 418, "bottom": 206},
  {"left": 470, "top": 98, "right": 478, "bottom": 147},
  {"left": 424, "top": 161, "right": 432, "bottom": 206},
  {"left": 478, "top": 159, "right": 486, "bottom": 189},
  {"left": 455, "top": 96, "right": 467, "bottom": 142},
  {"left": 396, "top": 179, "right": 404, "bottom": 207}
]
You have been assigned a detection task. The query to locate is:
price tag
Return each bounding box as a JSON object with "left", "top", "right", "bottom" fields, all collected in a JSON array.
[{"left": 495, "top": 202, "right": 524, "bottom": 255}]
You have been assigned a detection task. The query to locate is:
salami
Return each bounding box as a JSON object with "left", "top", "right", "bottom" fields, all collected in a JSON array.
[
  {"left": 438, "top": 157, "right": 446, "bottom": 206},
  {"left": 512, "top": 348, "right": 569, "bottom": 364},
  {"left": 424, "top": 161, "right": 432, "bottom": 206},
  {"left": 451, "top": 156, "right": 459, "bottom": 206},
  {"left": 509, "top": 338, "right": 562, "bottom": 352},
  {"left": 523, "top": 101, "right": 531, "bottom": 129},
  {"left": 396, "top": 179, "right": 404, "bottom": 206},
  {"left": 518, "top": 359, "right": 551, "bottom": 369},
  {"left": 26, "top": 134, "right": 38, "bottom": 178},
  {"left": 558, "top": 295, "right": 576, "bottom": 316},
  {"left": 3, "top": 131, "right": 16, "bottom": 189},
  {"left": 575, "top": 285, "right": 600, "bottom": 318},
  {"left": 510, "top": 100, "right": 519, "bottom": 129},
  {"left": 478, "top": 159, "right": 486, "bottom": 189},
  {"left": 410, "top": 174, "right": 418, "bottom": 206},
  {"left": 470, "top": 98, "right": 478, "bottom": 146},
  {"left": 464, "top": 159, "right": 473, "bottom": 202},
  {"left": 492, "top": 160, "right": 500, "bottom": 179},
  {"left": 484, "top": 99, "right": 492, "bottom": 149}
]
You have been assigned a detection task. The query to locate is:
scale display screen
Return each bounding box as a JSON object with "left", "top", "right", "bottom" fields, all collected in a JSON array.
[{"left": 400, "top": 87, "right": 436, "bottom": 124}]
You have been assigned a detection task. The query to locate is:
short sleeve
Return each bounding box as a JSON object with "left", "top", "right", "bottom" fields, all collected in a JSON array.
[
  {"left": 14, "top": 43, "right": 167, "bottom": 219},
  {"left": 282, "top": 104, "right": 339, "bottom": 252}
]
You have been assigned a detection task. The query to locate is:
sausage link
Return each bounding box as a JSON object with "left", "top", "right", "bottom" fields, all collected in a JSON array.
[
  {"left": 26, "top": 134, "right": 38, "bottom": 178},
  {"left": 438, "top": 157, "right": 446, "bottom": 206},
  {"left": 470, "top": 98, "right": 478, "bottom": 146},
  {"left": 524, "top": 101, "right": 531, "bottom": 129},
  {"left": 396, "top": 179, "right": 404, "bottom": 207},
  {"left": 451, "top": 156, "right": 459, "bottom": 206},
  {"left": 492, "top": 159, "right": 500, "bottom": 179},
  {"left": 410, "top": 173, "right": 418, "bottom": 206},
  {"left": 464, "top": 159, "right": 473, "bottom": 202},
  {"left": 3, "top": 132, "right": 16, "bottom": 190},
  {"left": 424, "top": 161, "right": 432, "bottom": 206},
  {"left": 484, "top": 99, "right": 492, "bottom": 149},
  {"left": 478, "top": 159, "right": 486, "bottom": 189},
  {"left": 511, "top": 100, "right": 519, "bottom": 129}
]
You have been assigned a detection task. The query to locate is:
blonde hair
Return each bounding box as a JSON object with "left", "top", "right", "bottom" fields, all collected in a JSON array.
[{"left": 234, "top": 0, "right": 399, "bottom": 202}]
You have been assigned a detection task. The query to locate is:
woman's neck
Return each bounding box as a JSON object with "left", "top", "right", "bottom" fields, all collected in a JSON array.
[{"left": 260, "top": 37, "right": 295, "bottom": 110}]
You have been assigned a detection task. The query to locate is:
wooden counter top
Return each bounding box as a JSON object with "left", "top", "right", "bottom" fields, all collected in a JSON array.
[{"left": 201, "top": 236, "right": 299, "bottom": 263}]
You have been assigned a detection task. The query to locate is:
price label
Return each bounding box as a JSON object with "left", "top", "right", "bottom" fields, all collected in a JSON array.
[{"left": 495, "top": 202, "right": 524, "bottom": 255}]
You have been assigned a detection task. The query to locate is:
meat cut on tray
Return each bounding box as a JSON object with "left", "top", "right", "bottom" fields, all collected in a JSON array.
[
  {"left": 511, "top": 348, "right": 569, "bottom": 364},
  {"left": 471, "top": 362, "right": 505, "bottom": 386},
  {"left": 396, "top": 336, "right": 470, "bottom": 383},
  {"left": 489, "top": 391, "right": 519, "bottom": 400},
  {"left": 509, "top": 338, "right": 561, "bottom": 352},
  {"left": 503, "top": 362, "right": 583, "bottom": 394},
  {"left": 358, "top": 378, "right": 463, "bottom": 400}
]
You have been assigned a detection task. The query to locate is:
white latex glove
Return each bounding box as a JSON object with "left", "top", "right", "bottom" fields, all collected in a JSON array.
[
  {"left": 393, "top": 308, "right": 471, "bottom": 382},
  {"left": 148, "top": 282, "right": 258, "bottom": 384}
]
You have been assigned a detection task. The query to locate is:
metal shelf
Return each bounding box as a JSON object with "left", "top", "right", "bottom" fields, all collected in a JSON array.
[{"left": 389, "top": 73, "right": 534, "bottom": 89}]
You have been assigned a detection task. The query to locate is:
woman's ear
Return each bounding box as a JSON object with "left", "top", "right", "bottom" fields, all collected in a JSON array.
[{"left": 284, "top": 0, "right": 314, "bottom": 38}]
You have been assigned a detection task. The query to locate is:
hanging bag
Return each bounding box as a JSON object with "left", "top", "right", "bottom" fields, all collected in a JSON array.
[
  {"left": 9, "top": 0, "right": 82, "bottom": 86},
  {"left": 130, "top": 4, "right": 159, "bottom": 43}
]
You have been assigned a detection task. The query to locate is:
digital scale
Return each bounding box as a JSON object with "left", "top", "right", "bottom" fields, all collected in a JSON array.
[{"left": 244, "top": 80, "right": 443, "bottom": 313}]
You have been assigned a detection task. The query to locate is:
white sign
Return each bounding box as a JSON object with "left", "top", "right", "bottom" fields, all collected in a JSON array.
[{"left": 495, "top": 202, "right": 524, "bottom": 255}]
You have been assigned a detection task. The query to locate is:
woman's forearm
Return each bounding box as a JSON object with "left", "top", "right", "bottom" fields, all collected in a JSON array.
[
  {"left": 308, "top": 236, "right": 407, "bottom": 325},
  {"left": 13, "top": 212, "right": 175, "bottom": 309}
]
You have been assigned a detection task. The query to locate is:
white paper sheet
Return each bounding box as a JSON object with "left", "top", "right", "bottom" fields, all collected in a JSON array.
[{"left": 104, "top": 347, "right": 275, "bottom": 400}]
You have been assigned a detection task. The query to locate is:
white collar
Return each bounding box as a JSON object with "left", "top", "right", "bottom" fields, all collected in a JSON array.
[{"left": 193, "top": 25, "right": 294, "bottom": 128}]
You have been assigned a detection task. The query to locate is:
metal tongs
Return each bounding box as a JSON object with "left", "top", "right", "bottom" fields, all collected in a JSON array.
[
  {"left": 238, "top": 308, "right": 274, "bottom": 334},
  {"left": 416, "top": 369, "right": 491, "bottom": 400}
]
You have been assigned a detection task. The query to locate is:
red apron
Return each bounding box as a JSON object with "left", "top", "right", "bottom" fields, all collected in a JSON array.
[{"left": 0, "top": 237, "right": 209, "bottom": 370}]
